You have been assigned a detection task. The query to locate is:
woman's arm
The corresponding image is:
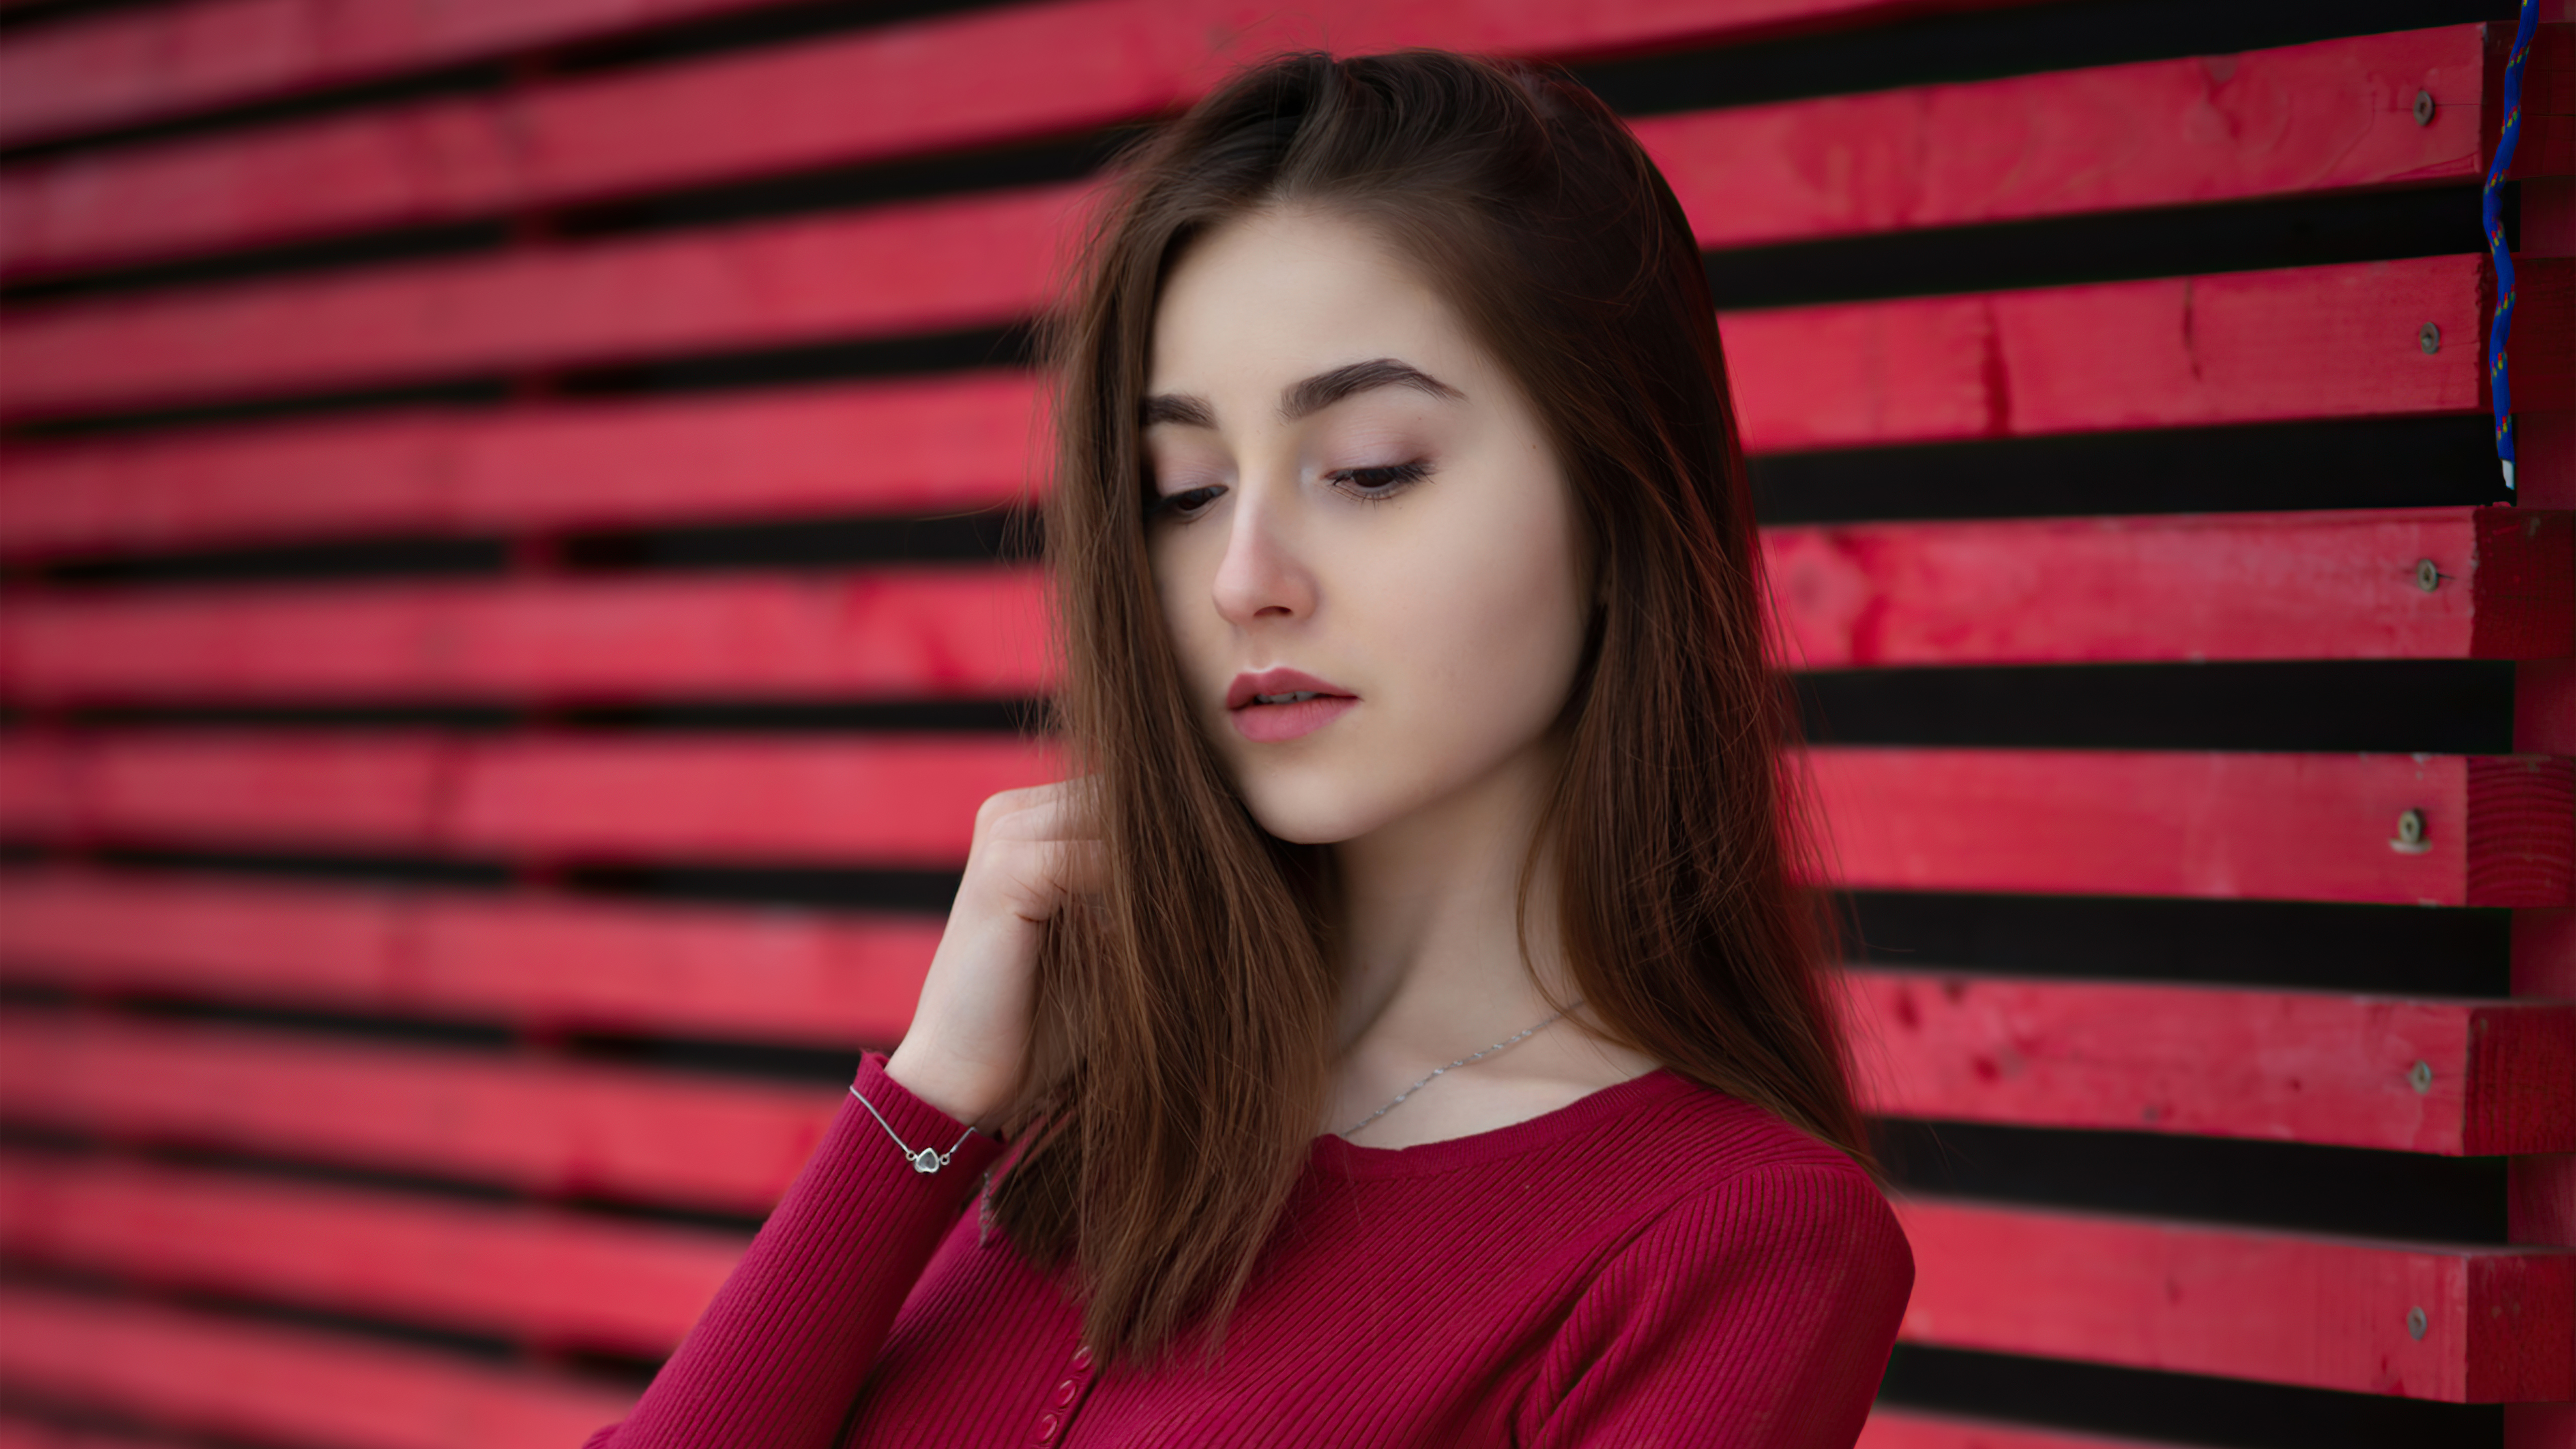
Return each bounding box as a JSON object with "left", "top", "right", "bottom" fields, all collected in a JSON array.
[
  {"left": 581, "top": 1052, "right": 1005, "bottom": 1449},
  {"left": 1523, "top": 1160, "right": 1915, "bottom": 1448}
]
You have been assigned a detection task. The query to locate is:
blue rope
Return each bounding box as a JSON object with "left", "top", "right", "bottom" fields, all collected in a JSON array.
[{"left": 2484, "top": 0, "right": 2542, "bottom": 491}]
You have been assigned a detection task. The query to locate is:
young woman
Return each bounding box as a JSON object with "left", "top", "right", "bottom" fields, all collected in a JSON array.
[{"left": 589, "top": 49, "right": 1910, "bottom": 1449}]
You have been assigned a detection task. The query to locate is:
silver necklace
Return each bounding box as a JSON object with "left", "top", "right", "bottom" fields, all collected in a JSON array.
[{"left": 1337, "top": 1001, "right": 1578, "bottom": 1139}]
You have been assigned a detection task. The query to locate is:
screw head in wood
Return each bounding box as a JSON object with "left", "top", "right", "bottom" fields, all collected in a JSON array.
[
  {"left": 2414, "top": 89, "right": 2435, "bottom": 125},
  {"left": 2408, "top": 1060, "right": 2433, "bottom": 1094},
  {"left": 2416, "top": 558, "right": 2441, "bottom": 592},
  {"left": 2419, "top": 323, "right": 2441, "bottom": 354},
  {"left": 2407, "top": 1306, "right": 2428, "bottom": 1340},
  {"left": 2389, "top": 808, "right": 2431, "bottom": 854}
]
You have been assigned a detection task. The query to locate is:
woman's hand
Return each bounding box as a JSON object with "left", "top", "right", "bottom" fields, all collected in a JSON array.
[{"left": 884, "top": 780, "right": 1102, "bottom": 1133}]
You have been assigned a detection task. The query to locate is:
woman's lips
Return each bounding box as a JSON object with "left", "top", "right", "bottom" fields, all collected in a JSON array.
[{"left": 1226, "top": 667, "right": 1357, "bottom": 744}]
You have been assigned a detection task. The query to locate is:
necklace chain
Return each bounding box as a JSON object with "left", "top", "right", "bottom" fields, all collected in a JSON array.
[{"left": 1338, "top": 1001, "right": 1578, "bottom": 1139}]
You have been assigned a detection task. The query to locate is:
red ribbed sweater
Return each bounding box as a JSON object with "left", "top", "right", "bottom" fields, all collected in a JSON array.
[{"left": 586, "top": 1052, "right": 1913, "bottom": 1448}]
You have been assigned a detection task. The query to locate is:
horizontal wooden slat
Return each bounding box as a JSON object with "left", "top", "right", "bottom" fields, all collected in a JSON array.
[
  {"left": 0, "top": 1150, "right": 742, "bottom": 1354},
  {"left": 0, "top": 181, "right": 1085, "bottom": 421},
  {"left": 1651, "top": 24, "right": 2570, "bottom": 252},
  {"left": 1723, "top": 253, "right": 2544, "bottom": 454},
  {"left": 0, "top": 1012, "right": 839, "bottom": 1211},
  {"left": 1857, "top": 1409, "right": 2193, "bottom": 1449},
  {"left": 0, "top": 732, "right": 1057, "bottom": 865},
  {"left": 5, "top": 507, "right": 2563, "bottom": 691},
  {"left": 1, "top": 19, "right": 2524, "bottom": 276},
  {"left": 0, "top": 566, "right": 1054, "bottom": 701},
  {"left": 1771, "top": 506, "right": 2573, "bottom": 667},
  {"left": 0, "top": 0, "right": 2051, "bottom": 152},
  {"left": 0, "top": 1283, "right": 632, "bottom": 1449},
  {"left": 0, "top": 372, "right": 1042, "bottom": 560},
  {"left": 0, "top": 867, "right": 935, "bottom": 1044},
  {"left": 1897, "top": 1196, "right": 2576, "bottom": 1402},
  {"left": 1813, "top": 748, "right": 2574, "bottom": 907},
  {"left": 6, "top": 739, "right": 2567, "bottom": 905},
  {"left": 1853, "top": 969, "right": 2576, "bottom": 1154},
  {"left": 0, "top": 164, "right": 2544, "bottom": 430},
  {"left": 0, "top": 0, "right": 797, "bottom": 147}
]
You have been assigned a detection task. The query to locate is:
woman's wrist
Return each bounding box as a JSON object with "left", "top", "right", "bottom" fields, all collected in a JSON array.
[{"left": 882, "top": 1043, "right": 1006, "bottom": 1133}]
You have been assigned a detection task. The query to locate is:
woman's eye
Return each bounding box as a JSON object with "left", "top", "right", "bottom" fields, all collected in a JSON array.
[
  {"left": 1328, "top": 460, "right": 1431, "bottom": 500},
  {"left": 1149, "top": 484, "right": 1226, "bottom": 520}
]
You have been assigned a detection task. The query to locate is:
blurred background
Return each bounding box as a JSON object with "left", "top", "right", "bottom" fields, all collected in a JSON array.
[{"left": 0, "top": 0, "right": 2569, "bottom": 1445}]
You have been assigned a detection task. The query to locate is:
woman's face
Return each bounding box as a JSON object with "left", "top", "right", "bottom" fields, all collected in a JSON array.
[{"left": 1143, "top": 205, "right": 1593, "bottom": 846}]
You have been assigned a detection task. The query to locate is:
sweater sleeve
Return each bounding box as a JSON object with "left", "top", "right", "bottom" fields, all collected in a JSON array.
[
  {"left": 582, "top": 1051, "right": 1008, "bottom": 1449},
  {"left": 1522, "top": 1160, "right": 1914, "bottom": 1448}
]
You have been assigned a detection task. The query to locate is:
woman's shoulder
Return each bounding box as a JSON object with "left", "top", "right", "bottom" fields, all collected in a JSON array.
[{"left": 1632, "top": 1072, "right": 1909, "bottom": 1267}]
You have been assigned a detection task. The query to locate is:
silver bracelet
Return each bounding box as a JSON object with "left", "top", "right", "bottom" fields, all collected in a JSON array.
[{"left": 849, "top": 1083, "right": 979, "bottom": 1174}]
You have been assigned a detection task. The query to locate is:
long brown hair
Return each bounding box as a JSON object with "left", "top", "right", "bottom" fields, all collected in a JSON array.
[{"left": 992, "top": 48, "right": 1868, "bottom": 1369}]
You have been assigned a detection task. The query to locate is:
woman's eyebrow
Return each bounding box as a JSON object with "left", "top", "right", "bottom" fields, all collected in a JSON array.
[
  {"left": 1140, "top": 359, "right": 1460, "bottom": 431},
  {"left": 1282, "top": 358, "right": 1462, "bottom": 420}
]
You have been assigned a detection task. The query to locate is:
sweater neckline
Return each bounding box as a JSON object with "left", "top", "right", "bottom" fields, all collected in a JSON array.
[{"left": 1307, "top": 1066, "right": 1693, "bottom": 1179}]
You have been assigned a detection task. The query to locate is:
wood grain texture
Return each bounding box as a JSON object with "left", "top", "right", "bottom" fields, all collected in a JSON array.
[
  {"left": 0, "top": 372, "right": 1043, "bottom": 560},
  {"left": 1767, "top": 506, "right": 2571, "bottom": 667},
  {"left": 0, "top": 1283, "right": 633, "bottom": 1449},
  {"left": 0, "top": 0, "right": 2053, "bottom": 151},
  {"left": 0, "top": 19, "right": 2512, "bottom": 276},
  {"left": 1810, "top": 748, "right": 2573, "bottom": 907},
  {"left": 1852, "top": 969, "right": 2576, "bottom": 1154},
  {"left": 1897, "top": 1196, "right": 2576, "bottom": 1401},
  {"left": 0, "top": 567, "right": 1054, "bottom": 701},
  {"left": 0, "top": 1011, "right": 840, "bottom": 1212},
  {"left": 0, "top": 732, "right": 1060, "bottom": 865},
  {"left": 1721, "top": 254, "right": 2502, "bottom": 453},
  {"left": 1643, "top": 24, "right": 2525, "bottom": 252},
  {"left": 0, "top": 867, "right": 939, "bottom": 1045},
  {"left": 0, "top": 1151, "right": 744, "bottom": 1354}
]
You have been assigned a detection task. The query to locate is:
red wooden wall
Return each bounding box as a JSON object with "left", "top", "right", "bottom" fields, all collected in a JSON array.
[{"left": 0, "top": 0, "right": 2570, "bottom": 1445}]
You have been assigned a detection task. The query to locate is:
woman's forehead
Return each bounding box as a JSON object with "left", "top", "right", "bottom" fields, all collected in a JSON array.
[{"left": 1147, "top": 208, "right": 1473, "bottom": 407}]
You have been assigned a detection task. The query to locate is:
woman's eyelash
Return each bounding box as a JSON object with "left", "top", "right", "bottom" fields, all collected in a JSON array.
[
  {"left": 1329, "top": 460, "right": 1431, "bottom": 498},
  {"left": 1148, "top": 484, "right": 1225, "bottom": 520}
]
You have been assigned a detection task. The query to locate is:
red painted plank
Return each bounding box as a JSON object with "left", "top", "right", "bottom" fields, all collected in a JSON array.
[
  {"left": 0, "top": 1012, "right": 841, "bottom": 1211},
  {"left": 0, "top": 567, "right": 1054, "bottom": 701},
  {"left": 0, "top": 0, "right": 2052, "bottom": 151},
  {"left": 1808, "top": 748, "right": 2574, "bottom": 908},
  {"left": 0, "top": 1150, "right": 742, "bottom": 1354},
  {"left": 5, "top": 509, "right": 2563, "bottom": 689},
  {"left": 1850, "top": 970, "right": 2576, "bottom": 1154},
  {"left": 0, "top": 214, "right": 2535, "bottom": 443},
  {"left": 1857, "top": 1409, "right": 2193, "bottom": 1449},
  {"left": 1897, "top": 1196, "right": 2576, "bottom": 1401},
  {"left": 6, "top": 739, "right": 2564, "bottom": 904},
  {"left": 0, "top": 732, "right": 1059, "bottom": 865},
  {"left": 0, "top": 182, "right": 1087, "bottom": 421},
  {"left": 1767, "top": 506, "right": 2574, "bottom": 667},
  {"left": 1, "top": 19, "right": 2518, "bottom": 276},
  {"left": 1721, "top": 254, "right": 2528, "bottom": 453},
  {"left": 0, "top": 867, "right": 937, "bottom": 1045},
  {"left": 0, "top": 0, "right": 800, "bottom": 147},
  {"left": 0, "top": 372, "right": 1042, "bottom": 560},
  {"left": 0, "top": 1283, "right": 633, "bottom": 1449}
]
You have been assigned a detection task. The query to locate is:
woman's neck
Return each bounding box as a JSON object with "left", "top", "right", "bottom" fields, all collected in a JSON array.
[{"left": 1322, "top": 737, "right": 1658, "bottom": 1145}]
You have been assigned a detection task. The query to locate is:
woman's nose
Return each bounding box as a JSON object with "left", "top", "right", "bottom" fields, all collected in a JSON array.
[{"left": 1209, "top": 479, "right": 1317, "bottom": 627}]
